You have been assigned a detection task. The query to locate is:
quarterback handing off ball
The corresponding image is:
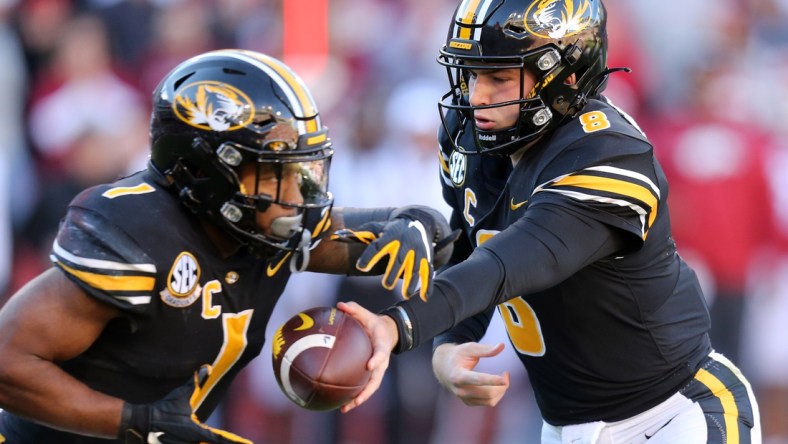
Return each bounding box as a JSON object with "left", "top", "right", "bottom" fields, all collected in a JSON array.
[{"left": 272, "top": 306, "right": 373, "bottom": 411}]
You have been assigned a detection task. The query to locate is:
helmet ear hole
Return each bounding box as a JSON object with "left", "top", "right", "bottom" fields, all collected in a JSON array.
[
  {"left": 222, "top": 67, "right": 245, "bottom": 76},
  {"left": 172, "top": 72, "right": 194, "bottom": 90}
]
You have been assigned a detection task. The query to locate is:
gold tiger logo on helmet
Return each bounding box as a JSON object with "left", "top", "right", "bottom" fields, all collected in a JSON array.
[
  {"left": 525, "top": 0, "right": 593, "bottom": 39},
  {"left": 173, "top": 81, "right": 255, "bottom": 132}
]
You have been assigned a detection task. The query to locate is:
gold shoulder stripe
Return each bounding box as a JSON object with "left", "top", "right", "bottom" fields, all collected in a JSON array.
[
  {"left": 56, "top": 261, "right": 156, "bottom": 292},
  {"left": 439, "top": 149, "right": 450, "bottom": 174},
  {"left": 550, "top": 174, "right": 658, "bottom": 234},
  {"left": 102, "top": 183, "right": 155, "bottom": 199}
]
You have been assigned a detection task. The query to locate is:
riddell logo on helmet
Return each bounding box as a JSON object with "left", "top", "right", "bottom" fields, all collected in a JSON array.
[
  {"left": 449, "top": 40, "right": 473, "bottom": 50},
  {"left": 524, "top": 0, "right": 594, "bottom": 39},
  {"left": 173, "top": 81, "right": 255, "bottom": 132}
]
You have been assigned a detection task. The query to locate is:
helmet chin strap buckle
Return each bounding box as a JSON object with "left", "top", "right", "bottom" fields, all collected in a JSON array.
[
  {"left": 289, "top": 229, "right": 312, "bottom": 273},
  {"left": 270, "top": 214, "right": 311, "bottom": 272}
]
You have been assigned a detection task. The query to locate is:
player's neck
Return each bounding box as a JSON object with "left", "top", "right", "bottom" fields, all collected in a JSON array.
[
  {"left": 201, "top": 220, "right": 244, "bottom": 258},
  {"left": 509, "top": 133, "right": 547, "bottom": 167}
]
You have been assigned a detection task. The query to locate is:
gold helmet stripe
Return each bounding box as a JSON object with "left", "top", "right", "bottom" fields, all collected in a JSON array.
[
  {"left": 454, "top": 0, "right": 496, "bottom": 41},
  {"left": 209, "top": 50, "right": 321, "bottom": 134}
]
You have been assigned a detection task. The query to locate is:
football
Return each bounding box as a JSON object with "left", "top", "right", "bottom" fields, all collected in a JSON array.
[{"left": 271, "top": 306, "right": 373, "bottom": 411}]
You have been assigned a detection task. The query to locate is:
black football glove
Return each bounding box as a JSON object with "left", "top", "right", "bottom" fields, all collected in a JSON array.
[
  {"left": 332, "top": 206, "right": 459, "bottom": 301},
  {"left": 120, "top": 365, "right": 251, "bottom": 444}
]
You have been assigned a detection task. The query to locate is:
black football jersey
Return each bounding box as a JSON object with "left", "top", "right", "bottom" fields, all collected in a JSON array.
[
  {"left": 49, "top": 170, "right": 292, "bottom": 424},
  {"left": 435, "top": 99, "right": 713, "bottom": 424}
]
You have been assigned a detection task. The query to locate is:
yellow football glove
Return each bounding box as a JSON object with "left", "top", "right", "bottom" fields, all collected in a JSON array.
[{"left": 332, "top": 206, "right": 459, "bottom": 301}]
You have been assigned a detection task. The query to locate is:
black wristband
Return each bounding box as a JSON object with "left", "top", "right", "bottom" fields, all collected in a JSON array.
[
  {"left": 381, "top": 304, "right": 414, "bottom": 354},
  {"left": 119, "top": 403, "right": 150, "bottom": 443}
]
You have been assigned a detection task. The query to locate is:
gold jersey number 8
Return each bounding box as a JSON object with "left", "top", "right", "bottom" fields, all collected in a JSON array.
[{"left": 476, "top": 231, "right": 546, "bottom": 357}]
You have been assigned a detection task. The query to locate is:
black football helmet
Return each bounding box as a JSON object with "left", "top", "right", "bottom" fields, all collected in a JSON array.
[
  {"left": 149, "top": 49, "right": 334, "bottom": 260},
  {"left": 438, "top": 0, "right": 610, "bottom": 155}
]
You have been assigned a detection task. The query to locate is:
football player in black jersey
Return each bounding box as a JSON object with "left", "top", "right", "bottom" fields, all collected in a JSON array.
[
  {"left": 0, "top": 49, "right": 457, "bottom": 443},
  {"left": 340, "top": 0, "right": 762, "bottom": 442}
]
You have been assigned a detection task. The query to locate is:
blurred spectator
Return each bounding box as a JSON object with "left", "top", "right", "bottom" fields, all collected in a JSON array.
[
  {"left": 625, "top": 0, "right": 744, "bottom": 112},
  {"left": 213, "top": 0, "right": 281, "bottom": 56},
  {"left": 13, "top": 12, "right": 148, "bottom": 291},
  {"left": 135, "top": 0, "right": 219, "bottom": 97},
  {"left": 742, "top": 109, "right": 788, "bottom": 444},
  {"left": 13, "top": 0, "right": 75, "bottom": 80},
  {"left": 0, "top": 0, "right": 33, "bottom": 301},
  {"left": 26, "top": 13, "right": 145, "bottom": 167},
  {"left": 87, "top": 0, "right": 157, "bottom": 70},
  {"left": 600, "top": 0, "right": 651, "bottom": 119},
  {"left": 649, "top": 58, "right": 776, "bottom": 365}
]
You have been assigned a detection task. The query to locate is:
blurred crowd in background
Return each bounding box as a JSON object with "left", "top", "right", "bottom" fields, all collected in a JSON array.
[{"left": 1, "top": 0, "right": 788, "bottom": 443}]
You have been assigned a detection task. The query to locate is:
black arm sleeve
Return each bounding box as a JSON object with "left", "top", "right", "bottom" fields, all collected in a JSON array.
[
  {"left": 390, "top": 202, "right": 628, "bottom": 352},
  {"left": 340, "top": 207, "right": 396, "bottom": 228},
  {"left": 432, "top": 308, "right": 495, "bottom": 352}
]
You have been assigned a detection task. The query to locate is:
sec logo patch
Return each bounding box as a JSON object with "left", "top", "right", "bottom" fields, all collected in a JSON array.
[
  {"left": 449, "top": 150, "right": 467, "bottom": 186},
  {"left": 160, "top": 252, "right": 202, "bottom": 307}
]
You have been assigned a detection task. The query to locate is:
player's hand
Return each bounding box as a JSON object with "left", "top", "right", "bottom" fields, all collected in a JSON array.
[
  {"left": 332, "top": 206, "right": 459, "bottom": 301},
  {"left": 432, "top": 342, "right": 510, "bottom": 407},
  {"left": 120, "top": 365, "right": 252, "bottom": 444},
  {"left": 336, "top": 301, "right": 398, "bottom": 414}
]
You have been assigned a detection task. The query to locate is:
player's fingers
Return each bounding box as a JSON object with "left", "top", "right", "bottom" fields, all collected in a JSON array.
[
  {"left": 455, "top": 371, "right": 510, "bottom": 407},
  {"left": 337, "top": 300, "right": 360, "bottom": 313},
  {"left": 416, "top": 259, "right": 431, "bottom": 301},
  {"left": 340, "top": 360, "right": 386, "bottom": 414},
  {"left": 356, "top": 241, "right": 399, "bottom": 282},
  {"left": 460, "top": 342, "right": 506, "bottom": 359},
  {"left": 394, "top": 251, "right": 416, "bottom": 296},
  {"left": 456, "top": 370, "right": 509, "bottom": 387},
  {"left": 337, "top": 302, "right": 397, "bottom": 357},
  {"left": 337, "top": 301, "right": 373, "bottom": 328},
  {"left": 383, "top": 258, "right": 406, "bottom": 290},
  {"left": 458, "top": 386, "right": 509, "bottom": 407}
]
